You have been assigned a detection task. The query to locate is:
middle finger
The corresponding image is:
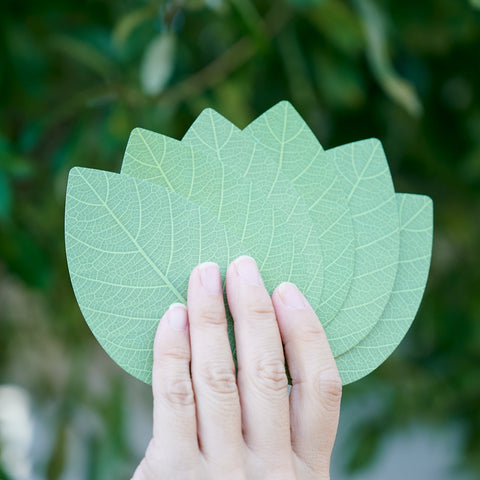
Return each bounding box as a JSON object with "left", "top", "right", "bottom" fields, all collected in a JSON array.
[
  {"left": 188, "top": 262, "right": 243, "bottom": 462},
  {"left": 226, "top": 256, "right": 291, "bottom": 457}
]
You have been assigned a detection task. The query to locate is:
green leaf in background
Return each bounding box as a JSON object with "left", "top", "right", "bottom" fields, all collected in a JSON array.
[
  {"left": 354, "top": 0, "right": 422, "bottom": 116},
  {"left": 112, "top": 6, "right": 157, "bottom": 47},
  {"left": 337, "top": 194, "right": 433, "bottom": 384},
  {"left": 50, "top": 34, "right": 116, "bottom": 80},
  {"left": 182, "top": 108, "right": 325, "bottom": 308},
  {"left": 121, "top": 128, "right": 324, "bottom": 308},
  {"left": 65, "top": 167, "right": 247, "bottom": 383},
  {"left": 0, "top": 170, "right": 12, "bottom": 221},
  {"left": 140, "top": 33, "right": 176, "bottom": 96},
  {"left": 324, "top": 139, "right": 400, "bottom": 356},
  {"left": 244, "top": 101, "right": 355, "bottom": 324}
]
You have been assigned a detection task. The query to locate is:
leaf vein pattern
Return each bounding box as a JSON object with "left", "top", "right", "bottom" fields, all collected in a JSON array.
[
  {"left": 76, "top": 169, "right": 186, "bottom": 303},
  {"left": 266, "top": 111, "right": 287, "bottom": 198},
  {"left": 241, "top": 183, "right": 253, "bottom": 242},
  {"left": 137, "top": 131, "right": 174, "bottom": 191},
  {"left": 345, "top": 141, "right": 379, "bottom": 202},
  {"left": 291, "top": 148, "right": 321, "bottom": 183},
  {"left": 71, "top": 271, "right": 169, "bottom": 290},
  {"left": 260, "top": 208, "right": 276, "bottom": 271}
]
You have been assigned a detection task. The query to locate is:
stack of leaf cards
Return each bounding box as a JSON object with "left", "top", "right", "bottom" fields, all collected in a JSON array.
[{"left": 65, "top": 101, "right": 433, "bottom": 385}]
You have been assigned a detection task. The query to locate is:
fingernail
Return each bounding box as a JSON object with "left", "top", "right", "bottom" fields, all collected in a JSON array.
[
  {"left": 199, "top": 262, "right": 222, "bottom": 295},
  {"left": 168, "top": 303, "right": 187, "bottom": 330},
  {"left": 278, "top": 282, "right": 306, "bottom": 309},
  {"left": 234, "top": 256, "right": 263, "bottom": 286}
]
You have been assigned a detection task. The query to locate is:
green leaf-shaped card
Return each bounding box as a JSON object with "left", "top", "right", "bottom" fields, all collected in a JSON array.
[
  {"left": 244, "top": 102, "right": 356, "bottom": 324},
  {"left": 121, "top": 127, "right": 324, "bottom": 309},
  {"left": 65, "top": 101, "right": 433, "bottom": 385},
  {"left": 65, "top": 167, "right": 247, "bottom": 383}
]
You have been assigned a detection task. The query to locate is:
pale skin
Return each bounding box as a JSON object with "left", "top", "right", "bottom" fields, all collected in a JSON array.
[{"left": 132, "top": 255, "right": 342, "bottom": 480}]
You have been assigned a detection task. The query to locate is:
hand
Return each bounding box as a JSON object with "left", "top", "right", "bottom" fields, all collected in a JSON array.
[{"left": 132, "top": 256, "right": 342, "bottom": 480}]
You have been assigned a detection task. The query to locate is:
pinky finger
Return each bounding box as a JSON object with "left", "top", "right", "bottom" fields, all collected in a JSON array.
[
  {"left": 149, "top": 304, "right": 199, "bottom": 470},
  {"left": 272, "top": 283, "right": 342, "bottom": 473}
]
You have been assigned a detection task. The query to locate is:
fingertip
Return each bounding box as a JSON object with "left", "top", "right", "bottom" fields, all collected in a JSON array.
[
  {"left": 167, "top": 303, "right": 188, "bottom": 331},
  {"left": 230, "top": 255, "right": 264, "bottom": 286},
  {"left": 154, "top": 303, "right": 188, "bottom": 352},
  {"left": 271, "top": 283, "right": 282, "bottom": 302},
  {"left": 225, "top": 258, "right": 238, "bottom": 293},
  {"left": 274, "top": 282, "right": 308, "bottom": 310},
  {"left": 152, "top": 303, "right": 191, "bottom": 393},
  {"left": 226, "top": 257, "right": 236, "bottom": 278},
  {"left": 156, "top": 301, "right": 187, "bottom": 330}
]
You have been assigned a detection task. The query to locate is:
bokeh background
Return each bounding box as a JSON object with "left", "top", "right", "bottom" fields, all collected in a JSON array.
[{"left": 1, "top": 0, "right": 479, "bottom": 478}]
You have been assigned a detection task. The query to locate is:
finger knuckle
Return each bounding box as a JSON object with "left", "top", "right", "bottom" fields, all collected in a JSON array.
[
  {"left": 161, "top": 345, "right": 190, "bottom": 362},
  {"left": 313, "top": 368, "right": 342, "bottom": 411},
  {"left": 201, "top": 365, "right": 238, "bottom": 396},
  {"left": 163, "top": 378, "right": 195, "bottom": 406},
  {"left": 153, "top": 346, "right": 190, "bottom": 380},
  {"left": 246, "top": 301, "right": 275, "bottom": 322},
  {"left": 253, "top": 357, "right": 288, "bottom": 394},
  {"left": 197, "top": 308, "right": 225, "bottom": 328},
  {"left": 298, "top": 324, "right": 326, "bottom": 344}
]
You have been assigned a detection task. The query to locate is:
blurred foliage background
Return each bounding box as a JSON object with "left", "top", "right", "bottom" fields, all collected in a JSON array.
[{"left": 0, "top": 0, "right": 479, "bottom": 478}]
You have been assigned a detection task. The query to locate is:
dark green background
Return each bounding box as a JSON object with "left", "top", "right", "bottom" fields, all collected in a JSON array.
[{"left": 1, "top": 0, "right": 479, "bottom": 477}]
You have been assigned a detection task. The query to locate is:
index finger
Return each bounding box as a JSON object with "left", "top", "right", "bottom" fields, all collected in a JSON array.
[{"left": 272, "top": 282, "right": 342, "bottom": 472}]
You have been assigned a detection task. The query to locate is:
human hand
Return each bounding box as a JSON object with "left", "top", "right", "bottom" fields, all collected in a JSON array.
[{"left": 131, "top": 256, "right": 342, "bottom": 480}]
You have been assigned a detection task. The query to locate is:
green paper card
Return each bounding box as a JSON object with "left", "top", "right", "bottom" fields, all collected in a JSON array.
[
  {"left": 336, "top": 194, "right": 433, "bottom": 384},
  {"left": 181, "top": 108, "right": 325, "bottom": 305},
  {"left": 323, "top": 138, "right": 400, "bottom": 356},
  {"left": 65, "top": 167, "right": 248, "bottom": 383},
  {"left": 64, "top": 101, "right": 433, "bottom": 385},
  {"left": 244, "top": 102, "right": 355, "bottom": 324},
  {"left": 244, "top": 104, "right": 401, "bottom": 356},
  {"left": 121, "top": 128, "right": 324, "bottom": 309}
]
